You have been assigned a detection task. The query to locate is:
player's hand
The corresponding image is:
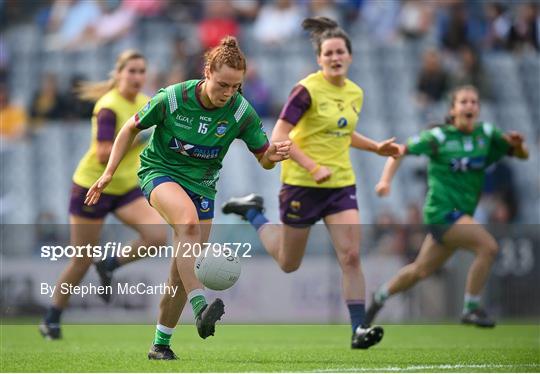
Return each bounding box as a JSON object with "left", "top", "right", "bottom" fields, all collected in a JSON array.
[
  {"left": 267, "top": 140, "right": 291, "bottom": 162},
  {"left": 376, "top": 137, "right": 402, "bottom": 157},
  {"left": 312, "top": 165, "right": 332, "bottom": 184},
  {"left": 375, "top": 181, "right": 391, "bottom": 197},
  {"left": 84, "top": 174, "right": 112, "bottom": 206},
  {"left": 504, "top": 131, "right": 524, "bottom": 147}
]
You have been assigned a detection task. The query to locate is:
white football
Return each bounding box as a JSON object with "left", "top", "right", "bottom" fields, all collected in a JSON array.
[{"left": 194, "top": 254, "right": 241, "bottom": 291}]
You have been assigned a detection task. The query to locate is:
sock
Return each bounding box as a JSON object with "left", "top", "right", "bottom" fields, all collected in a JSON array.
[
  {"left": 153, "top": 324, "right": 174, "bottom": 346},
  {"left": 188, "top": 289, "right": 207, "bottom": 318},
  {"left": 104, "top": 256, "right": 120, "bottom": 272},
  {"left": 463, "top": 293, "right": 481, "bottom": 313},
  {"left": 347, "top": 300, "right": 366, "bottom": 332},
  {"left": 246, "top": 208, "right": 269, "bottom": 231},
  {"left": 44, "top": 306, "right": 63, "bottom": 326},
  {"left": 374, "top": 284, "right": 390, "bottom": 304}
]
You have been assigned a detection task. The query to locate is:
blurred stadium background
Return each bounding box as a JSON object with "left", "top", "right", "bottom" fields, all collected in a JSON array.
[{"left": 0, "top": 0, "right": 539, "bottom": 325}]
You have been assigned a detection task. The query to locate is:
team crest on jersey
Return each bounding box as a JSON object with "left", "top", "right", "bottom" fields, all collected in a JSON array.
[
  {"left": 334, "top": 99, "right": 345, "bottom": 111},
  {"left": 169, "top": 137, "right": 221, "bottom": 159},
  {"left": 199, "top": 198, "right": 210, "bottom": 212},
  {"left": 215, "top": 120, "right": 228, "bottom": 137},
  {"left": 290, "top": 200, "right": 301, "bottom": 212},
  {"left": 337, "top": 117, "right": 348, "bottom": 128},
  {"left": 477, "top": 136, "right": 485, "bottom": 148}
]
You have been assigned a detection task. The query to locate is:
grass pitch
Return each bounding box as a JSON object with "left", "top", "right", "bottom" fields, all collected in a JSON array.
[{"left": 1, "top": 324, "right": 538, "bottom": 372}]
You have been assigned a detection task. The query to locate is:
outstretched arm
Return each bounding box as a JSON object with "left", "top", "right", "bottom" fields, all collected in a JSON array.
[
  {"left": 256, "top": 139, "right": 292, "bottom": 169},
  {"left": 375, "top": 145, "right": 407, "bottom": 197},
  {"left": 85, "top": 116, "right": 141, "bottom": 205},
  {"left": 504, "top": 131, "right": 529, "bottom": 159},
  {"left": 351, "top": 132, "right": 402, "bottom": 157}
]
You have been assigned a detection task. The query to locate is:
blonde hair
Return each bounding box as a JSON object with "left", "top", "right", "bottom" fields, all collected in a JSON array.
[
  {"left": 76, "top": 49, "right": 145, "bottom": 102},
  {"left": 204, "top": 36, "right": 247, "bottom": 74}
]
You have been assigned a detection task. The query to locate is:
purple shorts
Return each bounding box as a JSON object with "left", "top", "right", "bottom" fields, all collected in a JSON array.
[
  {"left": 69, "top": 183, "right": 144, "bottom": 219},
  {"left": 279, "top": 184, "right": 358, "bottom": 226}
]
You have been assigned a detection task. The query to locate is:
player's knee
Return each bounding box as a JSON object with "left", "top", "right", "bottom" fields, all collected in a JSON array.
[
  {"left": 172, "top": 221, "right": 200, "bottom": 239},
  {"left": 339, "top": 249, "right": 360, "bottom": 270},
  {"left": 142, "top": 227, "right": 168, "bottom": 247},
  {"left": 281, "top": 261, "right": 301, "bottom": 273},
  {"left": 411, "top": 264, "right": 430, "bottom": 281},
  {"left": 480, "top": 240, "right": 499, "bottom": 261}
]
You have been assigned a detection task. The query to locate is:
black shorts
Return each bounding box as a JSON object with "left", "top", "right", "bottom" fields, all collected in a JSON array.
[{"left": 279, "top": 184, "right": 358, "bottom": 226}]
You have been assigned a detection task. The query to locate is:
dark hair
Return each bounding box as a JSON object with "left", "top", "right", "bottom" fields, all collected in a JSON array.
[
  {"left": 302, "top": 17, "right": 352, "bottom": 55},
  {"left": 204, "top": 36, "right": 247, "bottom": 74},
  {"left": 444, "top": 85, "right": 479, "bottom": 124}
]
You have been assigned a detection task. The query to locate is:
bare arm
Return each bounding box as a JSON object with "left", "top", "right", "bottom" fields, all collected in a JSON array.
[
  {"left": 504, "top": 131, "right": 529, "bottom": 159},
  {"left": 85, "top": 116, "right": 141, "bottom": 205},
  {"left": 255, "top": 139, "right": 292, "bottom": 169},
  {"left": 351, "top": 132, "right": 401, "bottom": 157},
  {"left": 96, "top": 141, "right": 113, "bottom": 164},
  {"left": 375, "top": 145, "right": 406, "bottom": 197},
  {"left": 271, "top": 119, "right": 331, "bottom": 183}
]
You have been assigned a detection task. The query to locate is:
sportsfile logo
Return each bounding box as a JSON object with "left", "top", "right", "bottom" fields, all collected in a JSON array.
[{"left": 40, "top": 242, "right": 252, "bottom": 261}]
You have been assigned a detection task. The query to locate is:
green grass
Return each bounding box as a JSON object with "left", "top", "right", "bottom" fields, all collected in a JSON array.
[{"left": 1, "top": 324, "right": 539, "bottom": 372}]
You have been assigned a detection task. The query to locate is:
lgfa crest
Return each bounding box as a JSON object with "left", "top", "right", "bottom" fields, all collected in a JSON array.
[
  {"left": 200, "top": 198, "right": 210, "bottom": 212},
  {"left": 215, "top": 120, "right": 228, "bottom": 137}
]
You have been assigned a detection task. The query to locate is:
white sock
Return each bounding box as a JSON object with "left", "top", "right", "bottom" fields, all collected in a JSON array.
[
  {"left": 187, "top": 288, "right": 205, "bottom": 301},
  {"left": 463, "top": 293, "right": 481, "bottom": 313},
  {"left": 156, "top": 324, "right": 174, "bottom": 336}
]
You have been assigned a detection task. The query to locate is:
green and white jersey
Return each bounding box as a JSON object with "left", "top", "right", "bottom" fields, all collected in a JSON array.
[
  {"left": 406, "top": 122, "right": 510, "bottom": 224},
  {"left": 135, "top": 80, "right": 269, "bottom": 199}
]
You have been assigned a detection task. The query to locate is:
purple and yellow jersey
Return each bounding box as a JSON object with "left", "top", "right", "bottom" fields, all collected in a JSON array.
[
  {"left": 134, "top": 80, "right": 269, "bottom": 199},
  {"left": 73, "top": 89, "right": 149, "bottom": 194},
  {"left": 280, "top": 71, "right": 363, "bottom": 188},
  {"left": 406, "top": 122, "right": 510, "bottom": 224}
]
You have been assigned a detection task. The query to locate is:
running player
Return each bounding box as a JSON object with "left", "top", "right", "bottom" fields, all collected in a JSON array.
[
  {"left": 40, "top": 50, "right": 168, "bottom": 340},
  {"left": 85, "top": 37, "right": 291, "bottom": 360},
  {"left": 222, "top": 17, "right": 401, "bottom": 349},
  {"left": 365, "top": 85, "right": 529, "bottom": 328}
]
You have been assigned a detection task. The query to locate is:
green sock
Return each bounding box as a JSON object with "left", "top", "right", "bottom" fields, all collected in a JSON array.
[
  {"left": 463, "top": 293, "right": 481, "bottom": 313},
  {"left": 153, "top": 325, "right": 172, "bottom": 346},
  {"left": 188, "top": 290, "right": 207, "bottom": 318}
]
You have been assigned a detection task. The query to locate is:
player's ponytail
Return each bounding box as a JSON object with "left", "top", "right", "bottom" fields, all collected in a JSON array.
[
  {"left": 302, "top": 17, "right": 351, "bottom": 56},
  {"left": 76, "top": 49, "right": 145, "bottom": 102},
  {"left": 204, "top": 36, "right": 247, "bottom": 75},
  {"left": 444, "top": 84, "right": 479, "bottom": 125}
]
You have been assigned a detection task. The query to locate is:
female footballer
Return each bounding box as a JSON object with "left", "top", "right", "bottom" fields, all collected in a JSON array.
[
  {"left": 223, "top": 17, "right": 401, "bottom": 349},
  {"left": 365, "top": 85, "right": 529, "bottom": 328},
  {"left": 40, "top": 50, "right": 167, "bottom": 340},
  {"left": 85, "top": 37, "right": 291, "bottom": 360}
]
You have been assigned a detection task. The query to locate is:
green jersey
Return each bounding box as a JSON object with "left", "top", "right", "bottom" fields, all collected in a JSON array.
[
  {"left": 406, "top": 122, "right": 510, "bottom": 224},
  {"left": 135, "top": 80, "right": 269, "bottom": 199}
]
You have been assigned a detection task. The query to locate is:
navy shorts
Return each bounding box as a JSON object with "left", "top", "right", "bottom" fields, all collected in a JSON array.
[
  {"left": 142, "top": 176, "right": 214, "bottom": 220},
  {"left": 69, "top": 183, "right": 143, "bottom": 219},
  {"left": 428, "top": 210, "right": 465, "bottom": 243},
  {"left": 279, "top": 184, "right": 358, "bottom": 226}
]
